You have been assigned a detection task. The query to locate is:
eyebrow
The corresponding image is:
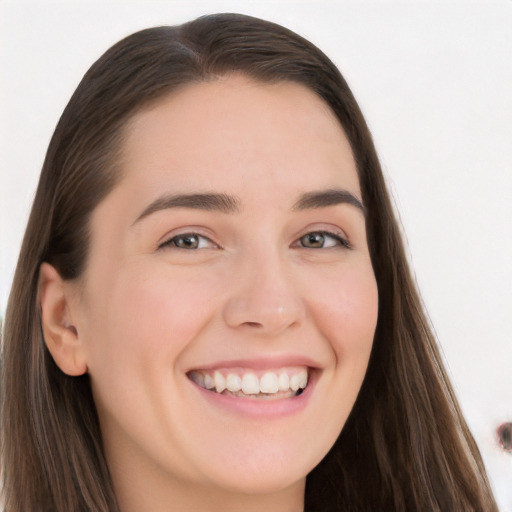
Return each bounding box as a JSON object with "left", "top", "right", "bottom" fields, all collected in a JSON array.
[
  {"left": 292, "top": 189, "right": 365, "bottom": 214},
  {"left": 133, "top": 192, "right": 241, "bottom": 225},
  {"left": 133, "top": 187, "right": 365, "bottom": 225}
]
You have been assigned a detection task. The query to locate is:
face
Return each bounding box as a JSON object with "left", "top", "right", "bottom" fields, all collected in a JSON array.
[{"left": 67, "top": 76, "right": 378, "bottom": 508}]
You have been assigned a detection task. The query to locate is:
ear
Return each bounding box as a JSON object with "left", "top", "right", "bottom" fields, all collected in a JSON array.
[{"left": 38, "top": 262, "right": 88, "bottom": 376}]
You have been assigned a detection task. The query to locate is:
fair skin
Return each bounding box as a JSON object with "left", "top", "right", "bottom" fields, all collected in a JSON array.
[{"left": 40, "top": 75, "right": 378, "bottom": 512}]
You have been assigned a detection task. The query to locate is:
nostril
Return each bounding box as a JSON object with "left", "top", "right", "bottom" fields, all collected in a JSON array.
[{"left": 245, "top": 321, "right": 262, "bottom": 328}]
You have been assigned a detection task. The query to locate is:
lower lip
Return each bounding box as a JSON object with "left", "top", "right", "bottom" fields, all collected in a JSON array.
[{"left": 189, "top": 373, "right": 316, "bottom": 418}]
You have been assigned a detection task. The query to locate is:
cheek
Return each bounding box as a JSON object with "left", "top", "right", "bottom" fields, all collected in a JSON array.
[
  {"left": 310, "top": 264, "right": 378, "bottom": 359},
  {"left": 295, "top": 263, "right": 377, "bottom": 451},
  {"left": 83, "top": 265, "right": 217, "bottom": 377}
]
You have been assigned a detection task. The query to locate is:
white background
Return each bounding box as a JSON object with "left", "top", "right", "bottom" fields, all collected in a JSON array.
[{"left": 1, "top": 1, "right": 511, "bottom": 508}]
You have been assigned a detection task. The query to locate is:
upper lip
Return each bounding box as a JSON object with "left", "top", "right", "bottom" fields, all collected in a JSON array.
[{"left": 185, "top": 355, "right": 322, "bottom": 373}]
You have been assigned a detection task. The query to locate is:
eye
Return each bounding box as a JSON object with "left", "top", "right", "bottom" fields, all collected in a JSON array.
[
  {"left": 159, "top": 233, "right": 217, "bottom": 250},
  {"left": 297, "top": 231, "right": 350, "bottom": 249}
]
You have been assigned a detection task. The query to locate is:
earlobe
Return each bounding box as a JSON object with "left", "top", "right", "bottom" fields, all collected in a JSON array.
[{"left": 38, "top": 262, "right": 88, "bottom": 376}]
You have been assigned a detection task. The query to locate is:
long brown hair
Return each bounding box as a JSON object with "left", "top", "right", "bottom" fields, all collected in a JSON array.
[{"left": 1, "top": 13, "right": 497, "bottom": 512}]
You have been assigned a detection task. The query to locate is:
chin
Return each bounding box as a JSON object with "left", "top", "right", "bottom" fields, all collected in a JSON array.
[
  {"left": 193, "top": 438, "right": 326, "bottom": 497},
  {"left": 206, "top": 468, "right": 306, "bottom": 497}
]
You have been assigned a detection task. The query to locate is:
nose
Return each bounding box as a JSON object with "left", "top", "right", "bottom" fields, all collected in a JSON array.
[{"left": 222, "top": 252, "right": 306, "bottom": 336}]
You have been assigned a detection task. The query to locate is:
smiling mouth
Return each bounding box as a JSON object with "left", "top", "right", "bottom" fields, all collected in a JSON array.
[{"left": 187, "top": 367, "right": 309, "bottom": 400}]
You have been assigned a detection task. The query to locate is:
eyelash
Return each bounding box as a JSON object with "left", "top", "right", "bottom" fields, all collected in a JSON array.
[{"left": 158, "top": 230, "right": 351, "bottom": 251}]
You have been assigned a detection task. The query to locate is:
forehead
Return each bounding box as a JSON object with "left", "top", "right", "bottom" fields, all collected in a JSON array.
[{"left": 113, "top": 75, "right": 360, "bottom": 209}]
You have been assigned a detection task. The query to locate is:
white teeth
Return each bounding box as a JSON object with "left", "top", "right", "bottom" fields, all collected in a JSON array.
[
  {"left": 226, "top": 374, "right": 242, "bottom": 392},
  {"left": 214, "top": 371, "right": 226, "bottom": 393},
  {"left": 241, "top": 373, "right": 260, "bottom": 395},
  {"left": 298, "top": 369, "right": 308, "bottom": 389},
  {"left": 290, "top": 369, "right": 308, "bottom": 391},
  {"left": 278, "top": 373, "right": 290, "bottom": 391},
  {"left": 290, "top": 374, "right": 301, "bottom": 392},
  {"left": 204, "top": 374, "right": 215, "bottom": 390},
  {"left": 260, "top": 372, "right": 279, "bottom": 393},
  {"left": 190, "top": 367, "right": 310, "bottom": 397}
]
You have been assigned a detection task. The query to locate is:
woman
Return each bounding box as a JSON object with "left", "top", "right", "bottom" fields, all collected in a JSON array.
[{"left": 0, "top": 13, "right": 498, "bottom": 512}]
